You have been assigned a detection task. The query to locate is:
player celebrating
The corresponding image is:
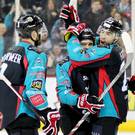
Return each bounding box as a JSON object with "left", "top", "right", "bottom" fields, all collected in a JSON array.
[
  {"left": 0, "top": 14, "right": 60, "bottom": 135},
  {"left": 56, "top": 27, "right": 104, "bottom": 135},
  {"left": 60, "top": 5, "right": 128, "bottom": 135}
]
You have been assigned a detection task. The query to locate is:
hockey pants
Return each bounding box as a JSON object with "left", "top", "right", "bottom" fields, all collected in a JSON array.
[{"left": 6, "top": 128, "right": 39, "bottom": 135}]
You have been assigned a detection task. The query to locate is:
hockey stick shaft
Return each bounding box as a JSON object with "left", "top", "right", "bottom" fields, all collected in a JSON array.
[
  {"left": 0, "top": 74, "right": 46, "bottom": 124},
  {"left": 69, "top": 0, "right": 77, "bottom": 11}
]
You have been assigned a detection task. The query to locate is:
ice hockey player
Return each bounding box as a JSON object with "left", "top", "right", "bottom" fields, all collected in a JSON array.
[
  {"left": 56, "top": 26, "right": 104, "bottom": 135},
  {"left": 60, "top": 5, "right": 128, "bottom": 135},
  {"left": 0, "top": 14, "right": 60, "bottom": 135}
]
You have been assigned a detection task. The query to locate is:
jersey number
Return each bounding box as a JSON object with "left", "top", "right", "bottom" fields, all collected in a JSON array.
[{"left": 0, "top": 63, "right": 8, "bottom": 75}]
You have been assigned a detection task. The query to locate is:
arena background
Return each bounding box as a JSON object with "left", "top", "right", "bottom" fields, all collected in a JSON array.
[{"left": 0, "top": 0, "right": 135, "bottom": 134}]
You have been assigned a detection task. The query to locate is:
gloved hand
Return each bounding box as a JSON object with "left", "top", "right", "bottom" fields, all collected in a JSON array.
[
  {"left": 128, "top": 75, "right": 135, "bottom": 95},
  {"left": 59, "top": 4, "right": 80, "bottom": 28},
  {"left": 64, "top": 22, "right": 86, "bottom": 42},
  {"left": 40, "top": 108, "right": 60, "bottom": 135},
  {"left": 77, "top": 94, "right": 104, "bottom": 114}
]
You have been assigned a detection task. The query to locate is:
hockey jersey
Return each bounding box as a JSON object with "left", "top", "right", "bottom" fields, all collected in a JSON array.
[
  {"left": 0, "top": 41, "right": 48, "bottom": 128},
  {"left": 59, "top": 35, "right": 128, "bottom": 122}
]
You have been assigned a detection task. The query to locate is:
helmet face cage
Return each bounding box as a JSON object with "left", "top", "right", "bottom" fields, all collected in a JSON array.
[
  {"left": 16, "top": 14, "right": 44, "bottom": 38},
  {"left": 39, "top": 22, "right": 48, "bottom": 41},
  {"left": 97, "top": 17, "right": 123, "bottom": 35}
]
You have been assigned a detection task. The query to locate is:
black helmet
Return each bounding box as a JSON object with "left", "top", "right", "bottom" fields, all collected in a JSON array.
[
  {"left": 97, "top": 17, "right": 123, "bottom": 34},
  {"left": 78, "top": 27, "right": 95, "bottom": 43},
  {"left": 16, "top": 14, "right": 44, "bottom": 38}
]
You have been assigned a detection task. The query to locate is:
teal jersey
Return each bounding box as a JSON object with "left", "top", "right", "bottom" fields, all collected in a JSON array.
[
  {"left": 56, "top": 58, "right": 79, "bottom": 106},
  {"left": 66, "top": 35, "right": 127, "bottom": 121},
  {"left": 1, "top": 41, "right": 48, "bottom": 119}
]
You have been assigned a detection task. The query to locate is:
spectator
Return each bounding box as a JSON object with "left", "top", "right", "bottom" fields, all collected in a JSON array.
[
  {"left": 47, "top": 45, "right": 65, "bottom": 76},
  {"left": 51, "top": 19, "right": 66, "bottom": 47},
  {"left": 47, "top": 45, "right": 65, "bottom": 68},
  {"left": 39, "top": 38, "right": 53, "bottom": 53},
  {"left": 117, "top": 0, "right": 131, "bottom": 27},
  {"left": 82, "top": 0, "right": 109, "bottom": 33},
  {"left": 0, "top": 5, "right": 15, "bottom": 63},
  {"left": 113, "top": 11, "right": 130, "bottom": 31},
  {"left": 0, "top": 18, "right": 6, "bottom": 63},
  {"left": 3, "top": 4, "right": 15, "bottom": 53},
  {"left": 20, "top": 0, "right": 47, "bottom": 12},
  {"left": 117, "top": 0, "right": 131, "bottom": 14},
  {"left": 78, "top": 0, "right": 91, "bottom": 20},
  {"left": 41, "top": 0, "right": 59, "bottom": 36},
  {"left": 0, "top": 0, "right": 14, "bottom": 18},
  {"left": 55, "top": 0, "right": 65, "bottom": 13}
]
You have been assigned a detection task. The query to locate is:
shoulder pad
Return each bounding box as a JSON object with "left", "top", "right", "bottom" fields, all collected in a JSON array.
[
  {"left": 58, "top": 56, "right": 69, "bottom": 66},
  {"left": 112, "top": 46, "right": 123, "bottom": 53},
  {"left": 10, "top": 46, "right": 25, "bottom": 55},
  {"left": 111, "top": 46, "right": 126, "bottom": 61}
]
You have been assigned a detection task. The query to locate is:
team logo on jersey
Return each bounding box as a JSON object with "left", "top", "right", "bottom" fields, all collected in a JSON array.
[
  {"left": 61, "top": 80, "right": 70, "bottom": 85},
  {"left": 32, "top": 58, "right": 45, "bottom": 70},
  {"left": 36, "top": 58, "right": 42, "bottom": 64},
  {"left": 29, "top": 94, "right": 45, "bottom": 106},
  {"left": 30, "top": 71, "right": 45, "bottom": 79},
  {"left": 31, "top": 80, "right": 42, "bottom": 90},
  {"left": 61, "top": 80, "right": 72, "bottom": 90},
  {"left": 72, "top": 39, "right": 79, "bottom": 43},
  {"left": 83, "top": 75, "right": 89, "bottom": 81},
  {"left": 85, "top": 53, "right": 90, "bottom": 58},
  {"left": 69, "top": 90, "right": 76, "bottom": 95}
]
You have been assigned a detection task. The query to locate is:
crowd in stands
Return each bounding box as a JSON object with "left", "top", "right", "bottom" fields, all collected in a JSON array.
[{"left": 0, "top": 0, "right": 131, "bottom": 75}]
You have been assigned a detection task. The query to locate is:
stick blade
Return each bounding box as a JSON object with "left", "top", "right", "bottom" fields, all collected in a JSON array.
[
  {"left": 69, "top": 0, "right": 77, "bottom": 11},
  {"left": 121, "top": 32, "right": 134, "bottom": 54}
]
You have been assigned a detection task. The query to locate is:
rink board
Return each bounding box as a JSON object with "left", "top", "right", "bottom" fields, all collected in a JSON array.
[
  {"left": 119, "top": 120, "right": 135, "bottom": 132},
  {"left": 39, "top": 119, "right": 135, "bottom": 132}
]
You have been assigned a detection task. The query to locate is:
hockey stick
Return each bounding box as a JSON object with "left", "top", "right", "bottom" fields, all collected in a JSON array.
[
  {"left": 0, "top": 74, "right": 46, "bottom": 124},
  {"left": 69, "top": 0, "right": 80, "bottom": 24},
  {"left": 69, "top": 0, "right": 77, "bottom": 11},
  {"left": 68, "top": 32, "right": 134, "bottom": 135}
]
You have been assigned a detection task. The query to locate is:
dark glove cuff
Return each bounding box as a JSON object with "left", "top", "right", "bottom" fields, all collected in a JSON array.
[
  {"left": 128, "top": 81, "right": 135, "bottom": 92},
  {"left": 39, "top": 108, "right": 56, "bottom": 118}
]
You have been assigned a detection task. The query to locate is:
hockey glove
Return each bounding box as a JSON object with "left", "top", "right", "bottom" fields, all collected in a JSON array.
[
  {"left": 128, "top": 75, "right": 135, "bottom": 95},
  {"left": 77, "top": 94, "right": 104, "bottom": 114},
  {"left": 40, "top": 108, "right": 60, "bottom": 135},
  {"left": 59, "top": 5, "right": 80, "bottom": 28},
  {"left": 64, "top": 23, "right": 86, "bottom": 42}
]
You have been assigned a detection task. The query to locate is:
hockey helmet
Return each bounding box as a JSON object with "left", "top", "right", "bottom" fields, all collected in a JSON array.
[
  {"left": 97, "top": 17, "right": 123, "bottom": 34},
  {"left": 78, "top": 27, "right": 95, "bottom": 43},
  {"left": 16, "top": 14, "right": 47, "bottom": 38}
]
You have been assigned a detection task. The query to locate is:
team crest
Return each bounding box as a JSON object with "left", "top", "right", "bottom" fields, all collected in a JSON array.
[{"left": 31, "top": 80, "right": 42, "bottom": 90}]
